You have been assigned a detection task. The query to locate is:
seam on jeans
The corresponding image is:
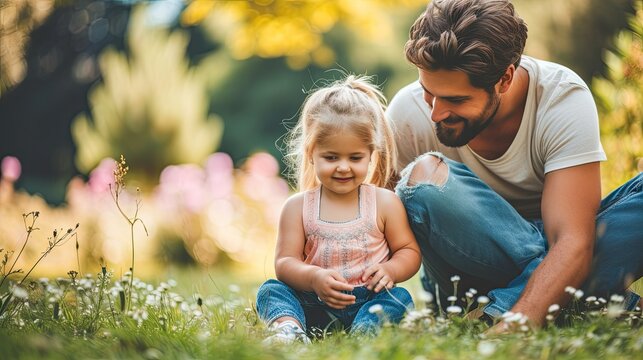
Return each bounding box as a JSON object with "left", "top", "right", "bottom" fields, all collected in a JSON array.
[
  {"left": 483, "top": 302, "right": 506, "bottom": 318},
  {"left": 381, "top": 287, "right": 414, "bottom": 312},
  {"left": 596, "top": 178, "right": 642, "bottom": 220},
  {"left": 395, "top": 151, "right": 448, "bottom": 196},
  {"left": 598, "top": 173, "right": 643, "bottom": 214}
]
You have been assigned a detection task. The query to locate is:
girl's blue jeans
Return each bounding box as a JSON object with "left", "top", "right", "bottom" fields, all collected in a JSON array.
[
  {"left": 256, "top": 279, "right": 413, "bottom": 335},
  {"left": 395, "top": 152, "right": 643, "bottom": 318}
]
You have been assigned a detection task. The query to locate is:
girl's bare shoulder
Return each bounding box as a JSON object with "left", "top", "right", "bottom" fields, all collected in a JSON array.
[
  {"left": 280, "top": 191, "right": 307, "bottom": 215},
  {"left": 374, "top": 186, "right": 402, "bottom": 207}
]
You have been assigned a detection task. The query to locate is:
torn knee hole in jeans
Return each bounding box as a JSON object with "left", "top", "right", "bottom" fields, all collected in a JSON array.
[{"left": 408, "top": 155, "right": 449, "bottom": 187}]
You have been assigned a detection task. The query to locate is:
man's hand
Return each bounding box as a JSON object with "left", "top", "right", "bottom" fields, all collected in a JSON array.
[
  {"left": 485, "top": 321, "right": 510, "bottom": 336},
  {"left": 484, "top": 312, "right": 534, "bottom": 336},
  {"left": 311, "top": 269, "right": 355, "bottom": 309},
  {"left": 362, "top": 263, "right": 395, "bottom": 293}
]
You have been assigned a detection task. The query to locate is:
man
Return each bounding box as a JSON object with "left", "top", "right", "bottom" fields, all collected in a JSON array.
[{"left": 387, "top": 0, "right": 642, "bottom": 329}]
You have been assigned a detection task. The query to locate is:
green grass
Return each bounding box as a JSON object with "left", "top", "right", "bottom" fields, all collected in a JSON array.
[
  {"left": 0, "top": 267, "right": 640, "bottom": 359},
  {"left": 1, "top": 207, "right": 640, "bottom": 359}
]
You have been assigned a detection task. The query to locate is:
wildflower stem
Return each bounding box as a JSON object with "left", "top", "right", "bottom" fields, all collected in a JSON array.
[
  {"left": 0, "top": 212, "right": 38, "bottom": 289},
  {"left": 91, "top": 269, "right": 108, "bottom": 329},
  {"left": 435, "top": 283, "right": 443, "bottom": 316},
  {"left": 110, "top": 156, "right": 147, "bottom": 311},
  {"left": 0, "top": 218, "right": 77, "bottom": 320},
  {"left": 112, "top": 188, "right": 137, "bottom": 294},
  {"left": 129, "top": 219, "right": 135, "bottom": 294},
  {"left": 75, "top": 236, "right": 81, "bottom": 275},
  {"left": 19, "top": 229, "right": 78, "bottom": 285}
]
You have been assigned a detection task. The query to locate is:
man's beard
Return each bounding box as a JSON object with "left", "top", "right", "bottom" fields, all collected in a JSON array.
[{"left": 435, "top": 93, "right": 501, "bottom": 147}]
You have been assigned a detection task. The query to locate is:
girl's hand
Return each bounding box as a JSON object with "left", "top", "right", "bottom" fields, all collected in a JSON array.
[
  {"left": 362, "top": 264, "right": 395, "bottom": 293},
  {"left": 311, "top": 269, "right": 355, "bottom": 309}
]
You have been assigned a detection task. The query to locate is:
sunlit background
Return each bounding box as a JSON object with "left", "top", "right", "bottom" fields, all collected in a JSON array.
[{"left": 0, "top": 0, "right": 641, "bottom": 281}]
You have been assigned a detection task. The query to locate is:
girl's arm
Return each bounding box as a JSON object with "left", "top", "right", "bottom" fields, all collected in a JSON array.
[
  {"left": 362, "top": 188, "right": 421, "bottom": 292},
  {"left": 275, "top": 194, "right": 355, "bottom": 308}
]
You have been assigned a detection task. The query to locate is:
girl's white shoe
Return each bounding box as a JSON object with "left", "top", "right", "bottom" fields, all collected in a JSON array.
[{"left": 263, "top": 320, "right": 311, "bottom": 345}]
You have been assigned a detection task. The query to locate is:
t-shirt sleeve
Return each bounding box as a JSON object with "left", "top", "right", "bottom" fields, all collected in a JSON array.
[
  {"left": 385, "top": 82, "right": 436, "bottom": 173},
  {"left": 538, "top": 82, "right": 606, "bottom": 174}
]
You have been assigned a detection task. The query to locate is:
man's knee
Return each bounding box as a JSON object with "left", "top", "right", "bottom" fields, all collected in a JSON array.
[{"left": 408, "top": 155, "right": 448, "bottom": 186}]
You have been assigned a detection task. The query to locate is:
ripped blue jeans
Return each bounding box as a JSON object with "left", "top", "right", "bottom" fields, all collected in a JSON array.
[{"left": 395, "top": 152, "right": 643, "bottom": 318}]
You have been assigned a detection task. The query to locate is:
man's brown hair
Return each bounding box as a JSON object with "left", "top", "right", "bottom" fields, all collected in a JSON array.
[{"left": 405, "top": 0, "right": 528, "bottom": 91}]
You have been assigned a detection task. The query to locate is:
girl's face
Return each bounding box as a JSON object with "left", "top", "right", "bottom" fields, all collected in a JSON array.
[{"left": 311, "top": 131, "right": 372, "bottom": 197}]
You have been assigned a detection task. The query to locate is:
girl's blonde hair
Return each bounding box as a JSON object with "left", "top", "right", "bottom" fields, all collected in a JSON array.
[{"left": 285, "top": 75, "right": 397, "bottom": 191}]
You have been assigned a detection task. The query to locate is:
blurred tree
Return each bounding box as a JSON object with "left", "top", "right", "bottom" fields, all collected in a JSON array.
[
  {"left": 0, "top": 0, "right": 55, "bottom": 96},
  {"left": 203, "top": 46, "right": 400, "bottom": 175},
  {"left": 560, "top": 0, "right": 635, "bottom": 82},
  {"left": 0, "top": 0, "right": 131, "bottom": 203},
  {"left": 592, "top": 2, "right": 643, "bottom": 193},
  {"left": 72, "top": 7, "right": 223, "bottom": 182},
  {"left": 181, "top": 0, "right": 426, "bottom": 70},
  {"left": 516, "top": 0, "right": 635, "bottom": 83}
]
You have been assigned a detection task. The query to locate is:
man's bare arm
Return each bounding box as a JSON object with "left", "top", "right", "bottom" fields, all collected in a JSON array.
[{"left": 508, "top": 162, "right": 601, "bottom": 326}]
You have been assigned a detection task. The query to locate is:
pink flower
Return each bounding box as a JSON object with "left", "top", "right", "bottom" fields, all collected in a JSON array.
[
  {"left": 88, "top": 158, "right": 117, "bottom": 193},
  {"left": 244, "top": 152, "right": 279, "bottom": 177},
  {"left": 241, "top": 152, "right": 286, "bottom": 202},
  {"left": 205, "top": 153, "right": 234, "bottom": 198},
  {"left": 158, "top": 164, "right": 207, "bottom": 213},
  {"left": 1, "top": 156, "right": 22, "bottom": 182},
  {"left": 206, "top": 152, "right": 233, "bottom": 175}
]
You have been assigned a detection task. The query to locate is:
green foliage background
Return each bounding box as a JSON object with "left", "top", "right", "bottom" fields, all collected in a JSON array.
[
  {"left": 72, "top": 8, "right": 223, "bottom": 181},
  {"left": 593, "top": 3, "right": 643, "bottom": 193}
]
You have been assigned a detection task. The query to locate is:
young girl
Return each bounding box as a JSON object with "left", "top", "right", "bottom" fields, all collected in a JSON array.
[{"left": 256, "top": 75, "right": 421, "bottom": 343}]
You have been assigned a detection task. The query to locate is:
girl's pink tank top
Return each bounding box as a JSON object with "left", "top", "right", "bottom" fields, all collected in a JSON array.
[{"left": 302, "top": 184, "right": 390, "bottom": 286}]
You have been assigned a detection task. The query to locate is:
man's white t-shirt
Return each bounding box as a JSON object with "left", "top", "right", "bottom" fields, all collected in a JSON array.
[{"left": 386, "top": 56, "right": 606, "bottom": 219}]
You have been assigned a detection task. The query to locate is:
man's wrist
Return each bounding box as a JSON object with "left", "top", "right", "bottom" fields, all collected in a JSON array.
[{"left": 509, "top": 303, "right": 545, "bottom": 327}]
